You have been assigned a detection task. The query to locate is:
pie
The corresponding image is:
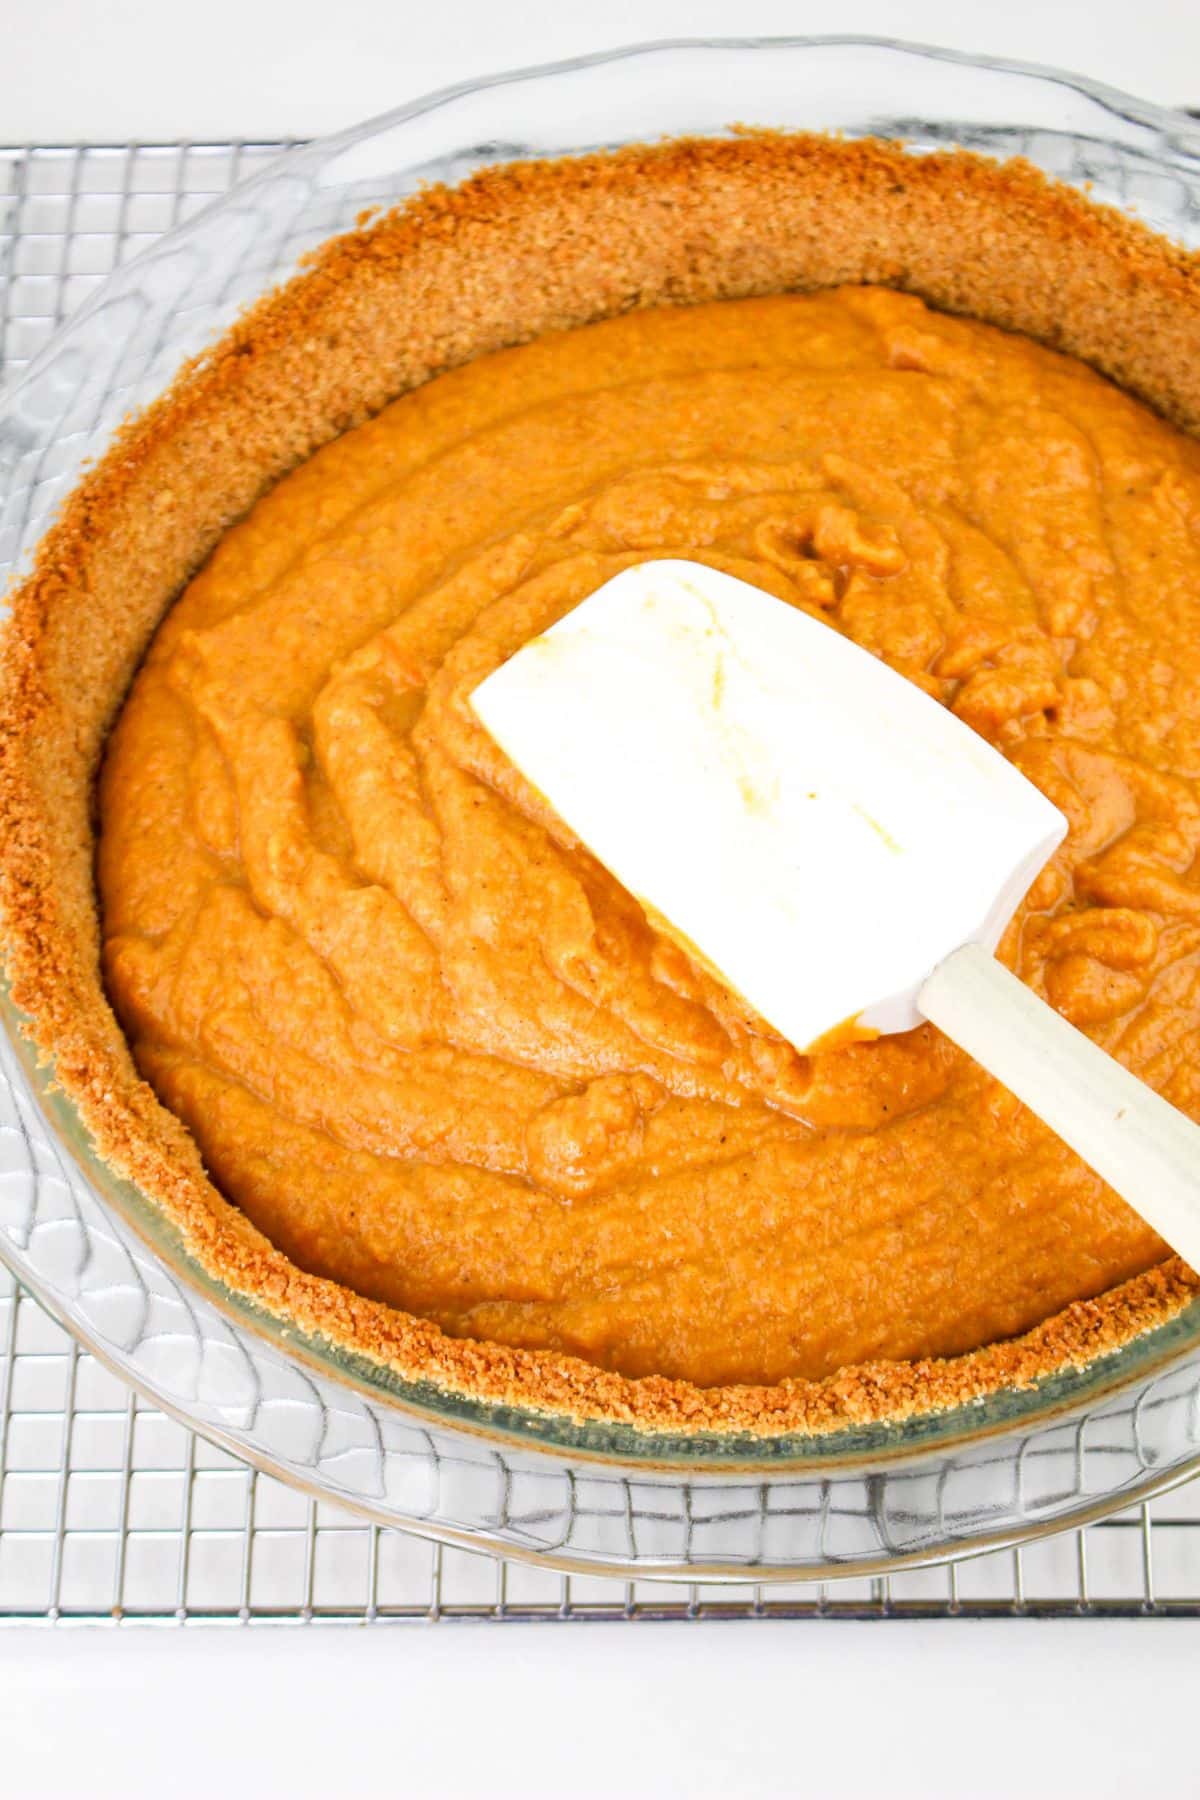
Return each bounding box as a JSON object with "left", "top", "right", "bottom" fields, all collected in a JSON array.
[{"left": 4, "top": 134, "right": 1200, "bottom": 1440}]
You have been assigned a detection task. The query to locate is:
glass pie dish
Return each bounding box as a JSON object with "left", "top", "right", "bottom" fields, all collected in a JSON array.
[{"left": 3, "top": 37, "right": 1200, "bottom": 1579}]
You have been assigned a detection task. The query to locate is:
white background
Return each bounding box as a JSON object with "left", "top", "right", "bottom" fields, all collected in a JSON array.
[
  {"left": 6, "top": 0, "right": 1200, "bottom": 137},
  {"left": 5, "top": 2, "right": 1200, "bottom": 1795}
]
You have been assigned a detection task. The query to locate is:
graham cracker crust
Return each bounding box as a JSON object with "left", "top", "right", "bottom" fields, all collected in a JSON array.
[{"left": 2, "top": 131, "right": 1200, "bottom": 1442}]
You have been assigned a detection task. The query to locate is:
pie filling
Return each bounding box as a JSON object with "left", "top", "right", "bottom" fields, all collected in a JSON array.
[{"left": 97, "top": 284, "right": 1200, "bottom": 1390}]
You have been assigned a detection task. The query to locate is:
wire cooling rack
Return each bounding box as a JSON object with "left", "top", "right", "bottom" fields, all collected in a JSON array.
[{"left": 4, "top": 137, "right": 1200, "bottom": 1624}]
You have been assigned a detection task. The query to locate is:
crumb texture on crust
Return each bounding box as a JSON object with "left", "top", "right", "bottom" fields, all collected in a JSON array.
[{"left": 2, "top": 133, "right": 1200, "bottom": 1437}]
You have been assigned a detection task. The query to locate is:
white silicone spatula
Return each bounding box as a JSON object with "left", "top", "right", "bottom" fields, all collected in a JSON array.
[{"left": 471, "top": 558, "right": 1200, "bottom": 1272}]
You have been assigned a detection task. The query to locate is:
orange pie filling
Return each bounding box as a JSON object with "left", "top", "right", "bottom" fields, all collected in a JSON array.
[{"left": 97, "top": 285, "right": 1200, "bottom": 1389}]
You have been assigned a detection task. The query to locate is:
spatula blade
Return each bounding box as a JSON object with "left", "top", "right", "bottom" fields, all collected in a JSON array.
[{"left": 471, "top": 560, "right": 1066, "bottom": 1051}]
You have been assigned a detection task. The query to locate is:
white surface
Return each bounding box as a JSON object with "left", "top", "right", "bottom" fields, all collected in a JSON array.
[
  {"left": 8, "top": 1, "right": 1200, "bottom": 1791},
  {"left": 1, "top": 1620, "right": 1194, "bottom": 1798},
  {"left": 5, "top": 0, "right": 1200, "bottom": 139},
  {"left": 473, "top": 561, "right": 1065, "bottom": 1044}
]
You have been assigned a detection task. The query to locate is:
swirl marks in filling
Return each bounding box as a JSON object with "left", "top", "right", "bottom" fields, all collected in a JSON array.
[{"left": 99, "top": 289, "right": 1200, "bottom": 1384}]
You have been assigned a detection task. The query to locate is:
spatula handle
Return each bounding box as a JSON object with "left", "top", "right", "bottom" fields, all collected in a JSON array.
[{"left": 919, "top": 940, "right": 1200, "bottom": 1273}]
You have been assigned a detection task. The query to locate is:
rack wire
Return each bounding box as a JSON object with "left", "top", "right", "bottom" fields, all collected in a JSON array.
[{"left": 3, "top": 138, "right": 1200, "bottom": 1624}]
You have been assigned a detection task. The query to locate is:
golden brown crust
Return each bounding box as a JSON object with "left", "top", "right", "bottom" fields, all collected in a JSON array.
[{"left": 2, "top": 130, "right": 1200, "bottom": 1440}]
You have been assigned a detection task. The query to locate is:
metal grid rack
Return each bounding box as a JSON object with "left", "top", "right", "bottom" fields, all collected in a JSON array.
[{"left": 3, "top": 138, "right": 1200, "bottom": 1624}]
